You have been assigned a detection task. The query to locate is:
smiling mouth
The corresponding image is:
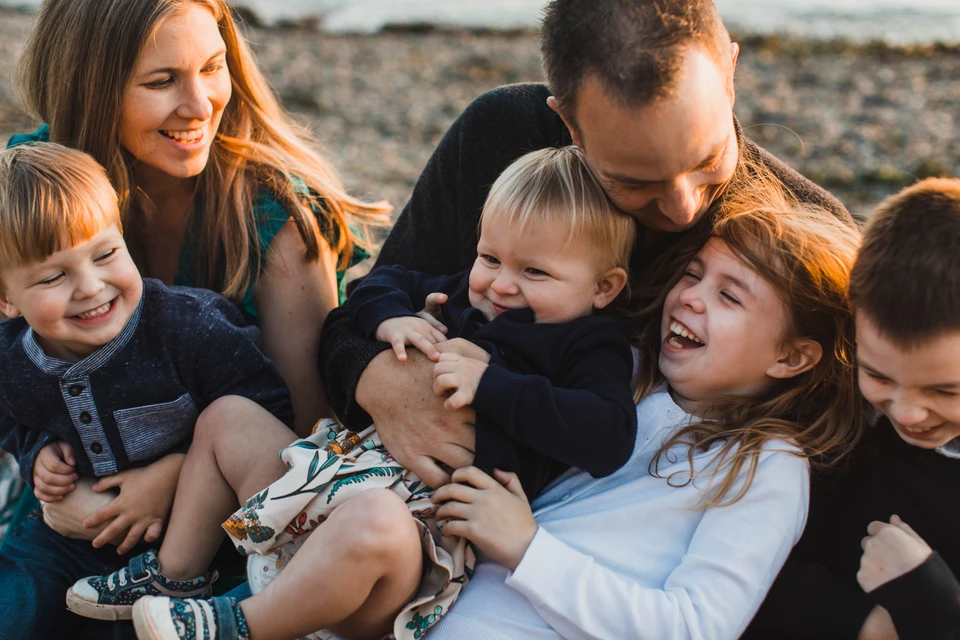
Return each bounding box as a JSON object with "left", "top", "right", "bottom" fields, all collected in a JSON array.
[
  {"left": 160, "top": 129, "right": 204, "bottom": 144},
  {"left": 667, "top": 320, "right": 705, "bottom": 349},
  {"left": 900, "top": 423, "right": 941, "bottom": 436},
  {"left": 72, "top": 299, "right": 114, "bottom": 320}
]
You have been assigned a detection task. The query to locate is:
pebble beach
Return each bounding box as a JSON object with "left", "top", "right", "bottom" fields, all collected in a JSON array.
[{"left": 2, "top": 8, "right": 959, "bottom": 223}]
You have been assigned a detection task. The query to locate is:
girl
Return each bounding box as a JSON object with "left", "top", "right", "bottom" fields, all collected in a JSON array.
[{"left": 4, "top": 0, "right": 388, "bottom": 554}]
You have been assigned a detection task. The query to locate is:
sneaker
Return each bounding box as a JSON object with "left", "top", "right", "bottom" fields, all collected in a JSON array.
[
  {"left": 132, "top": 596, "right": 251, "bottom": 640},
  {"left": 66, "top": 550, "right": 217, "bottom": 621}
]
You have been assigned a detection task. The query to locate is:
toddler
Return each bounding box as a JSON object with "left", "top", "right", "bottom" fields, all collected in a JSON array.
[{"left": 0, "top": 143, "right": 293, "bottom": 639}]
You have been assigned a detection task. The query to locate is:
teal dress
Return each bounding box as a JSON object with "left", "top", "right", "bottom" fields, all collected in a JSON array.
[{"left": 2, "top": 124, "right": 365, "bottom": 544}]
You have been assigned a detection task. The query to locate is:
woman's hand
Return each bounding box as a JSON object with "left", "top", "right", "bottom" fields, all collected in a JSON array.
[
  {"left": 83, "top": 452, "right": 186, "bottom": 553},
  {"left": 433, "top": 467, "right": 538, "bottom": 571},
  {"left": 858, "top": 606, "right": 899, "bottom": 640},
  {"left": 858, "top": 514, "right": 933, "bottom": 593}
]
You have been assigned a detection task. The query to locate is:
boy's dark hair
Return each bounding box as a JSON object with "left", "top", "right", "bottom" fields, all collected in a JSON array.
[
  {"left": 539, "top": 0, "right": 731, "bottom": 119},
  {"left": 849, "top": 177, "right": 960, "bottom": 347}
]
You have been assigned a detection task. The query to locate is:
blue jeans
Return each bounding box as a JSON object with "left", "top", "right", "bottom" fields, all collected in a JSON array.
[{"left": 0, "top": 508, "right": 142, "bottom": 640}]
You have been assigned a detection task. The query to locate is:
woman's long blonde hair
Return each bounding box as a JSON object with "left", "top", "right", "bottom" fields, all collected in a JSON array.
[
  {"left": 16, "top": 0, "right": 390, "bottom": 300},
  {"left": 630, "top": 155, "right": 867, "bottom": 507}
]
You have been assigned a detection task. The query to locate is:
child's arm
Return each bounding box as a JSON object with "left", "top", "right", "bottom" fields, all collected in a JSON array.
[
  {"left": 858, "top": 516, "right": 960, "bottom": 637},
  {"left": 468, "top": 320, "right": 637, "bottom": 479},
  {"left": 347, "top": 264, "right": 461, "bottom": 338},
  {"left": 32, "top": 441, "right": 78, "bottom": 502},
  {"left": 437, "top": 451, "right": 810, "bottom": 640}
]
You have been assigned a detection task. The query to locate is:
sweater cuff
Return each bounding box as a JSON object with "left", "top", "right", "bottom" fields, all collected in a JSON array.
[
  {"left": 505, "top": 528, "right": 579, "bottom": 605},
  {"left": 872, "top": 551, "right": 960, "bottom": 637}
]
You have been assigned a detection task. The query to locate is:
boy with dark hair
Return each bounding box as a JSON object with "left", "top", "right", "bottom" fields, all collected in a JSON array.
[{"left": 747, "top": 178, "right": 960, "bottom": 639}]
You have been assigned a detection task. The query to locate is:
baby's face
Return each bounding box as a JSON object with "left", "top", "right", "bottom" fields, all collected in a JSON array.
[
  {"left": 856, "top": 312, "right": 960, "bottom": 449},
  {"left": 467, "top": 219, "right": 605, "bottom": 324},
  {"left": 0, "top": 224, "right": 142, "bottom": 362}
]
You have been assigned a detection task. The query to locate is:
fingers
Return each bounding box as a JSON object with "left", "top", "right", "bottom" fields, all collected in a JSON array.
[
  {"left": 435, "top": 443, "right": 475, "bottom": 471},
  {"left": 92, "top": 472, "right": 125, "bottom": 493},
  {"left": 865, "top": 520, "right": 887, "bottom": 537},
  {"left": 435, "top": 500, "right": 472, "bottom": 522},
  {"left": 451, "top": 466, "right": 497, "bottom": 489},
  {"left": 493, "top": 469, "right": 528, "bottom": 501},
  {"left": 84, "top": 497, "right": 122, "bottom": 529},
  {"left": 391, "top": 337, "right": 409, "bottom": 362},
  {"left": 409, "top": 455, "right": 452, "bottom": 490},
  {"left": 91, "top": 515, "right": 128, "bottom": 550},
  {"left": 56, "top": 441, "right": 77, "bottom": 466},
  {"left": 34, "top": 485, "right": 71, "bottom": 502},
  {"left": 432, "top": 481, "right": 479, "bottom": 505},
  {"left": 444, "top": 390, "right": 471, "bottom": 410},
  {"left": 116, "top": 521, "right": 148, "bottom": 555},
  {"left": 143, "top": 521, "right": 164, "bottom": 544},
  {"left": 890, "top": 515, "right": 925, "bottom": 543},
  {"left": 410, "top": 333, "right": 442, "bottom": 362},
  {"left": 38, "top": 448, "right": 78, "bottom": 477}
]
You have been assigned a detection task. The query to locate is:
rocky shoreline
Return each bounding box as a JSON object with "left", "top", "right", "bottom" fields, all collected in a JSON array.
[{"left": 2, "top": 8, "right": 958, "bottom": 219}]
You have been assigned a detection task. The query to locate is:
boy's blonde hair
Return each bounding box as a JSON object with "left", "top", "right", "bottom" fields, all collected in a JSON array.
[
  {"left": 480, "top": 146, "right": 636, "bottom": 271},
  {"left": 0, "top": 143, "right": 120, "bottom": 270}
]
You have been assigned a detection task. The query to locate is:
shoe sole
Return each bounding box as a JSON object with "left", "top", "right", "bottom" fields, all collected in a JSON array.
[{"left": 65, "top": 587, "right": 133, "bottom": 620}]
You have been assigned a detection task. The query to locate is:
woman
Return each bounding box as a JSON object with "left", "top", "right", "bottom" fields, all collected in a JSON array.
[{"left": 0, "top": 0, "right": 388, "bottom": 618}]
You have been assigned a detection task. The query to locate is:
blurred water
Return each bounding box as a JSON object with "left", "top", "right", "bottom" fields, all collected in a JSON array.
[{"left": 2, "top": 0, "right": 959, "bottom": 43}]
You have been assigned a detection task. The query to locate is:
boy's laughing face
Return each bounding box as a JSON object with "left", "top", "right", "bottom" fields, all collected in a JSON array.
[{"left": 856, "top": 312, "right": 960, "bottom": 449}]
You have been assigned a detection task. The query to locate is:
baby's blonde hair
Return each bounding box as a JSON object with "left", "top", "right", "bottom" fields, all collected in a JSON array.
[
  {"left": 480, "top": 146, "right": 636, "bottom": 271},
  {"left": 0, "top": 143, "right": 120, "bottom": 270}
]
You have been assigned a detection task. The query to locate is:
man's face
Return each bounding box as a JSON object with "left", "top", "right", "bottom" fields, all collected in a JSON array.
[
  {"left": 560, "top": 47, "right": 739, "bottom": 232},
  {"left": 856, "top": 312, "right": 960, "bottom": 450}
]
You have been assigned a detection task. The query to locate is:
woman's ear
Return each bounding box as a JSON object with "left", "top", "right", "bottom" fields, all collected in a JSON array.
[
  {"left": 766, "top": 339, "right": 823, "bottom": 380},
  {"left": 593, "top": 267, "right": 628, "bottom": 310}
]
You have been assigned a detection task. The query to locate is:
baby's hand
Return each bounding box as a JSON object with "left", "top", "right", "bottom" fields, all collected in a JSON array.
[
  {"left": 857, "top": 514, "right": 933, "bottom": 593},
  {"left": 375, "top": 316, "right": 447, "bottom": 362},
  {"left": 416, "top": 292, "right": 449, "bottom": 333},
  {"left": 33, "top": 441, "right": 78, "bottom": 502},
  {"left": 432, "top": 352, "right": 488, "bottom": 410}
]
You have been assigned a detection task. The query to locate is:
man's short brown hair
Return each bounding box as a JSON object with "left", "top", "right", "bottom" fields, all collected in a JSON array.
[
  {"left": 540, "top": 0, "right": 732, "bottom": 116},
  {"left": 848, "top": 177, "right": 960, "bottom": 347}
]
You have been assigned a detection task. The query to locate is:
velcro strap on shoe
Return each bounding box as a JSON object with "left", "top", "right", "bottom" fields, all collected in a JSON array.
[{"left": 128, "top": 554, "right": 151, "bottom": 582}]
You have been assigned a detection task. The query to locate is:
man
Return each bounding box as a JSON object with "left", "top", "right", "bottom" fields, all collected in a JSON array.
[{"left": 319, "top": 0, "right": 851, "bottom": 490}]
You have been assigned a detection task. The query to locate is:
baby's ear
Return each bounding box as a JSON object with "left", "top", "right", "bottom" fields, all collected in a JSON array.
[
  {"left": 593, "top": 267, "right": 628, "bottom": 310},
  {"left": 767, "top": 339, "right": 823, "bottom": 380}
]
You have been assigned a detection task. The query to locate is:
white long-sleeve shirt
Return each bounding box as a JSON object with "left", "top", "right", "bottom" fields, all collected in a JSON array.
[{"left": 430, "top": 388, "right": 810, "bottom": 640}]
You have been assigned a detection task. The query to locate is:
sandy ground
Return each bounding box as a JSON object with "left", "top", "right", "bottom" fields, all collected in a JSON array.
[{"left": 2, "top": 9, "right": 959, "bottom": 222}]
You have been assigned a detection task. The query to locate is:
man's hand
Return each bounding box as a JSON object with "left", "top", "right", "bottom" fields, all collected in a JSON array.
[
  {"left": 858, "top": 514, "right": 933, "bottom": 593},
  {"left": 433, "top": 467, "right": 538, "bottom": 571},
  {"left": 435, "top": 338, "right": 491, "bottom": 363},
  {"left": 356, "top": 349, "right": 476, "bottom": 489},
  {"left": 32, "top": 441, "right": 78, "bottom": 502},
  {"left": 433, "top": 353, "right": 488, "bottom": 410},
  {"left": 375, "top": 316, "right": 447, "bottom": 362},
  {"left": 83, "top": 452, "right": 185, "bottom": 554}
]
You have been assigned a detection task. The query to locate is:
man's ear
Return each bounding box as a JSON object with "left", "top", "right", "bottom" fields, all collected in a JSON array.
[
  {"left": 593, "top": 267, "right": 628, "bottom": 310},
  {"left": 547, "top": 96, "right": 583, "bottom": 147},
  {"left": 766, "top": 339, "right": 822, "bottom": 380},
  {"left": 0, "top": 290, "right": 20, "bottom": 320}
]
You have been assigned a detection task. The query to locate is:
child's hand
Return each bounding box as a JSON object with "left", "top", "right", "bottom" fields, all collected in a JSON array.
[
  {"left": 857, "top": 514, "right": 933, "bottom": 593},
  {"left": 433, "top": 467, "right": 538, "bottom": 571},
  {"left": 83, "top": 452, "right": 185, "bottom": 554},
  {"left": 432, "top": 352, "right": 488, "bottom": 409},
  {"left": 32, "top": 441, "right": 78, "bottom": 502},
  {"left": 375, "top": 316, "right": 447, "bottom": 362},
  {"left": 416, "top": 292, "right": 449, "bottom": 334}
]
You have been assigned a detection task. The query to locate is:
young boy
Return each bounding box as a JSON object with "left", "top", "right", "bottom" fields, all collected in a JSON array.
[
  {"left": 0, "top": 143, "right": 294, "bottom": 639},
  {"left": 745, "top": 178, "right": 960, "bottom": 638}
]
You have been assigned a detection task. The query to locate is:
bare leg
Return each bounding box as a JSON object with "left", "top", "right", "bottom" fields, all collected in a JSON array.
[
  {"left": 156, "top": 396, "right": 297, "bottom": 580},
  {"left": 240, "top": 489, "right": 423, "bottom": 640}
]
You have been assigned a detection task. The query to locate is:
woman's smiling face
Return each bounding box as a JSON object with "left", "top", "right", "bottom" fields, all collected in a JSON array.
[
  {"left": 659, "top": 238, "right": 792, "bottom": 408},
  {"left": 119, "top": 4, "right": 232, "bottom": 188}
]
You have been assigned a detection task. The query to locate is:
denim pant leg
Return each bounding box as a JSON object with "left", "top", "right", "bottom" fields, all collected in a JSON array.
[{"left": 0, "top": 508, "right": 140, "bottom": 640}]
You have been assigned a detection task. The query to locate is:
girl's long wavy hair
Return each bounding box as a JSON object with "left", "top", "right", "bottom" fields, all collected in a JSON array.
[
  {"left": 16, "top": 0, "right": 390, "bottom": 300},
  {"left": 629, "top": 154, "right": 867, "bottom": 507}
]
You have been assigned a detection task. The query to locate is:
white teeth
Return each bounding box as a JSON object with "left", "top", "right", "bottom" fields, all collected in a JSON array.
[
  {"left": 162, "top": 129, "right": 203, "bottom": 143},
  {"left": 668, "top": 336, "right": 684, "bottom": 349},
  {"left": 669, "top": 321, "right": 703, "bottom": 344},
  {"left": 75, "top": 301, "right": 111, "bottom": 320}
]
